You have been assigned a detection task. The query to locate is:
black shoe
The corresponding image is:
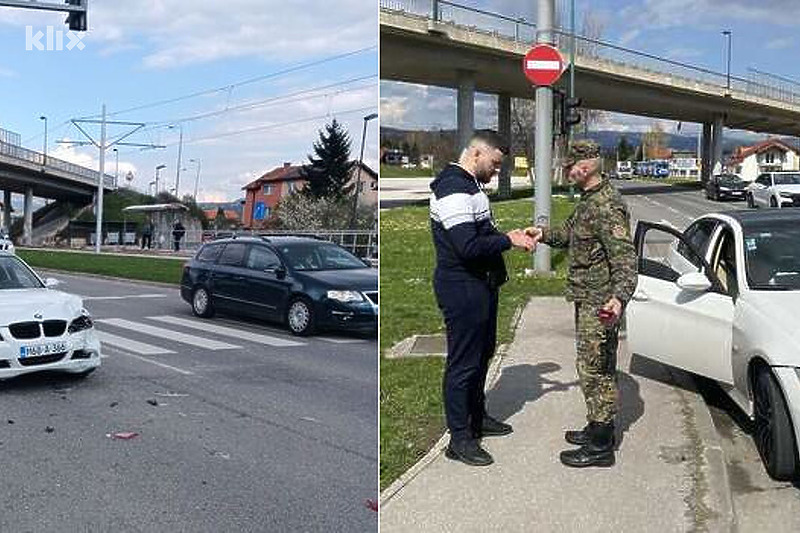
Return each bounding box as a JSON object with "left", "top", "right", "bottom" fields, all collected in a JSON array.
[
  {"left": 560, "top": 422, "right": 615, "bottom": 468},
  {"left": 478, "top": 415, "right": 513, "bottom": 437},
  {"left": 565, "top": 421, "right": 616, "bottom": 446},
  {"left": 445, "top": 439, "right": 494, "bottom": 467}
]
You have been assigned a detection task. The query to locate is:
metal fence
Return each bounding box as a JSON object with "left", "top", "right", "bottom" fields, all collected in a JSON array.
[
  {"left": 380, "top": 0, "right": 800, "bottom": 105},
  {"left": 0, "top": 140, "right": 116, "bottom": 189}
]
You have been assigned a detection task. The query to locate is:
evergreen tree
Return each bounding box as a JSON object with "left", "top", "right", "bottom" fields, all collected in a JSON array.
[{"left": 302, "top": 119, "right": 353, "bottom": 200}]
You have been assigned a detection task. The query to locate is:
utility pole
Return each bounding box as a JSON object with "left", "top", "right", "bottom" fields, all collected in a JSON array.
[{"left": 534, "top": 0, "right": 555, "bottom": 273}]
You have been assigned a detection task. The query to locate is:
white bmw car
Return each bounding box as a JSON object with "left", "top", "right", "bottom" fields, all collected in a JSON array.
[
  {"left": 0, "top": 252, "right": 101, "bottom": 379},
  {"left": 626, "top": 210, "right": 800, "bottom": 481}
]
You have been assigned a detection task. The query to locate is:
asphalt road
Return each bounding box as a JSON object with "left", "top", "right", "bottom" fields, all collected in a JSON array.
[
  {"left": 621, "top": 181, "right": 800, "bottom": 529},
  {"left": 0, "top": 272, "right": 378, "bottom": 532}
]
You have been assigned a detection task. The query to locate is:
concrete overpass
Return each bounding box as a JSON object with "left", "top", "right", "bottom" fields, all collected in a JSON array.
[
  {"left": 0, "top": 140, "right": 116, "bottom": 244},
  {"left": 380, "top": 0, "right": 800, "bottom": 182}
]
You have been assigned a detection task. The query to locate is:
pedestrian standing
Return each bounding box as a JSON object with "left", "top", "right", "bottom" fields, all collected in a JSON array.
[
  {"left": 528, "top": 140, "right": 637, "bottom": 468},
  {"left": 172, "top": 219, "right": 186, "bottom": 252},
  {"left": 430, "top": 130, "right": 534, "bottom": 467}
]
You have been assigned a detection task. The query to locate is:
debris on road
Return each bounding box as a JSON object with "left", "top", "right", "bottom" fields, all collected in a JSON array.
[
  {"left": 146, "top": 399, "right": 159, "bottom": 406},
  {"left": 109, "top": 401, "right": 119, "bottom": 408},
  {"left": 107, "top": 432, "right": 139, "bottom": 440},
  {"left": 45, "top": 426, "right": 54, "bottom": 433},
  {"left": 365, "top": 499, "right": 378, "bottom": 512}
]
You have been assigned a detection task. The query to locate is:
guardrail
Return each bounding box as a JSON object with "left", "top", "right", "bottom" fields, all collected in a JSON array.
[
  {"left": 380, "top": 0, "right": 800, "bottom": 106},
  {"left": 0, "top": 141, "right": 116, "bottom": 189}
]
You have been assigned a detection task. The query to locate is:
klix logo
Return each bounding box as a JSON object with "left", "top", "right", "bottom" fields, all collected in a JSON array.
[{"left": 26, "top": 26, "right": 86, "bottom": 51}]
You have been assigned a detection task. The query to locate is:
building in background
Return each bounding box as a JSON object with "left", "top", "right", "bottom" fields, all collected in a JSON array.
[{"left": 727, "top": 139, "right": 800, "bottom": 181}]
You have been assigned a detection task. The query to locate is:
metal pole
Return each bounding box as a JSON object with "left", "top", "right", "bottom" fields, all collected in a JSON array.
[
  {"left": 95, "top": 104, "right": 106, "bottom": 254},
  {"left": 534, "top": 0, "right": 555, "bottom": 273},
  {"left": 114, "top": 148, "right": 119, "bottom": 187},
  {"left": 175, "top": 125, "right": 183, "bottom": 198},
  {"left": 432, "top": 0, "right": 439, "bottom": 20},
  {"left": 40, "top": 116, "right": 47, "bottom": 167},
  {"left": 352, "top": 118, "right": 369, "bottom": 228},
  {"left": 192, "top": 159, "right": 202, "bottom": 200},
  {"left": 722, "top": 30, "right": 732, "bottom": 94}
]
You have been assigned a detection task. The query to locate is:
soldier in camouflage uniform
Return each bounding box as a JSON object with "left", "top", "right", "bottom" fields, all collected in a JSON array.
[{"left": 527, "top": 140, "right": 637, "bottom": 468}]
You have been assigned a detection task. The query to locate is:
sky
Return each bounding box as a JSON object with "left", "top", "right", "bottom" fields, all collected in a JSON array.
[
  {"left": 380, "top": 0, "right": 800, "bottom": 139},
  {"left": 0, "top": 0, "right": 378, "bottom": 203}
]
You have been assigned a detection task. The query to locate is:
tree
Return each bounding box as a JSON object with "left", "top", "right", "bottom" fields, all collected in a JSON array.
[
  {"left": 275, "top": 193, "right": 373, "bottom": 230},
  {"left": 642, "top": 122, "right": 666, "bottom": 160},
  {"left": 617, "top": 135, "right": 635, "bottom": 161},
  {"left": 302, "top": 119, "right": 353, "bottom": 200}
]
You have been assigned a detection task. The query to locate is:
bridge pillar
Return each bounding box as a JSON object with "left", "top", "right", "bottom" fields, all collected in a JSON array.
[
  {"left": 456, "top": 70, "right": 475, "bottom": 154},
  {"left": 23, "top": 187, "right": 33, "bottom": 246},
  {"left": 2, "top": 191, "right": 10, "bottom": 234},
  {"left": 497, "top": 93, "right": 512, "bottom": 199},
  {"left": 701, "top": 123, "right": 712, "bottom": 183},
  {"left": 711, "top": 115, "right": 725, "bottom": 176}
]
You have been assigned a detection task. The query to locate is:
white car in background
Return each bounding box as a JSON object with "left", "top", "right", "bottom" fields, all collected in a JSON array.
[
  {"left": 746, "top": 171, "right": 800, "bottom": 208},
  {"left": 0, "top": 252, "right": 100, "bottom": 379},
  {"left": 0, "top": 234, "right": 14, "bottom": 254},
  {"left": 626, "top": 210, "right": 800, "bottom": 481}
]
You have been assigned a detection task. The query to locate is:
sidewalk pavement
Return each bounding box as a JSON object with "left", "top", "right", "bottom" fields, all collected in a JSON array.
[{"left": 380, "top": 297, "right": 733, "bottom": 532}]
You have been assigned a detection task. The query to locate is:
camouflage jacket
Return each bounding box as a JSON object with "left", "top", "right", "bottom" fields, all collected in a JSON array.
[{"left": 541, "top": 178, "right": 637, "bottom": 305}]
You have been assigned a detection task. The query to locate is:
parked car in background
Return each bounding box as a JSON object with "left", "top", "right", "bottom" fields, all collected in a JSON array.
[
  {"left": 181, "top": 236, "right": 378, "bottom": 336},
  {"left": 706, "top": 173, "right": 747, "bottom": 201},
  {"left": 0, "top": 233, "right": 14, "bottom": 254},
  {"left": 627, "top": 210, "right": 800, "bottom": 481},
  {"left": 0, "top": 252, "right": 101, "bottom": 379},
  {"left": 746, "top": 171, "right": 800, "bottom": 208}
]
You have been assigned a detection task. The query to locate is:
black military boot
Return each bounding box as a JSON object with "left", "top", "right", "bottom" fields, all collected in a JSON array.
[
  {"left": 445, "top": 438, "right": 494, "bottom": 467},
  {"left": 478, "top": 415, "right": 513, "bottom": 438},
  {"left": 564, "top": 422, "right": 594, "bottom": 446},
  {"left": 560, "top": 422, "right": 615, "bottom": 468}
]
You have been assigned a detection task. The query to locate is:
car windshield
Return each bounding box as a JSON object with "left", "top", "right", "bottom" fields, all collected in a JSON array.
[
  {"left": 744, "top": 221, "right": 800, "bottom": 290},
  {"left": 279, "top": 243, "right": 366, "bottom": 271},
  {"left": 0, "top": 255, "right": 43, "bottom": 289},
  {"left": 718, "top": 175, "right": 744, "bottom": 186},
  {"left": 773, "top": 173, "right": 800, "bottom": 185}
]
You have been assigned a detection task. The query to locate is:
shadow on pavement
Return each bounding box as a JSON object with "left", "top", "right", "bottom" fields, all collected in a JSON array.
[
  {"left": 616, "top": 372, "right": 645, "bottom": 448},
  {"left": 486, "top": 362, "right": 578, "bottom": 423}
]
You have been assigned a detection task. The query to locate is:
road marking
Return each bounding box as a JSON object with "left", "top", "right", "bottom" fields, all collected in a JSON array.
[
  {"left": 96, "top": 318, "right": 240, "bottom": 350},
  {"left": 96, "top": 330, "right": 176, "bottom": 355},
  {"left": 314, "top": 336, "right": 365, "bottom": 344},
  {"left": 82, "top": 294, "right": 169, "bottom": 301},
  {"left": 147, "top": 316, "right": 304, "bottom": 347},
  {"left": 103, "top": 345, "right": 194, "bottom": 375}
]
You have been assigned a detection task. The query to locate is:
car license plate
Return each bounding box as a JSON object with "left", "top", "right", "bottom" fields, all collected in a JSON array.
[{"left": 20, "top": 341, "right": 67, "bottom": 359}]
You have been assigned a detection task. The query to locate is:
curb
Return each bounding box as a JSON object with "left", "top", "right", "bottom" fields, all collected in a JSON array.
[
  {"left": 379, "top": 302, "right": 525, "bottom": 506},
  {"left": 36, "top": 267, "right": 179, "bottom": 290}
]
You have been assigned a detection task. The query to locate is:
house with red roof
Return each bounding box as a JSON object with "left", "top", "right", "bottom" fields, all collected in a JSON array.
[{"left": 727, "top": 138, "right": 800, "bottom": 181}]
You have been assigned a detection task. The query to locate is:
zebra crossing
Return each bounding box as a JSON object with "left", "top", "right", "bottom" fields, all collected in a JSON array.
[{"left": 94, "top": 315, "right": 365, "bottom": 356}]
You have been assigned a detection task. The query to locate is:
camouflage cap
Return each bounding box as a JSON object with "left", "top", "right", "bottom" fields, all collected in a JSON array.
[{"left": 563, "top": 140, "right": 601, "bottom": 167}]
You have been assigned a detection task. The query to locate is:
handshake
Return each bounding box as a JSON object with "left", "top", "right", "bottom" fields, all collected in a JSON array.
[{"left": 506, "top": 226, "right": 543, "bottom": 252}]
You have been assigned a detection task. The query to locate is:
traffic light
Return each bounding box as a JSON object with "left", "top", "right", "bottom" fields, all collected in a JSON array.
[
  {"left": 560, "top": 96, "right": 582, "bottom": 135},
  {"left": 65, "top": 0, "right": 87, "bottom": 32}
]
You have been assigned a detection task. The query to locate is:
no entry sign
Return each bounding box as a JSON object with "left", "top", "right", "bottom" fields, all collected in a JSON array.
[{"left": 523, "top": 44, "right": 565, "bottom": 86}]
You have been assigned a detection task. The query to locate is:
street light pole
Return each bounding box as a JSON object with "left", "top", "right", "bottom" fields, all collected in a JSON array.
[
  {"left": 190, "top": 158, "right": 202, "bottom": 201},
  {"left": 351, "top": 113, "right": 378, "bottom": 228},
  {"left": 722, "top": 30, "right": 732, "bottom": 94},
  {"left": 39, "top": 115, "right": 47, "bottom": 166},
  {"left": 170, "top": 124, "right": 183, "bottom": 198},
  {"left": 113, "top": 148, "right": 119, "bottom": 188},
  {"left": 155, "top": 164, "right": 166, "bottom": 196}
]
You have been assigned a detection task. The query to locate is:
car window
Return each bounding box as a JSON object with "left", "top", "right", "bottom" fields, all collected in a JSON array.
[
  {"left": 279, "top": 243, "right": 366, "bottom": 271},
  {"left": 246, "top": 245, "right": 281, "bottom": 270},
  {"left": 773, "top": 173, "right": 800, "bottom": 185},
  {"left": 0, "top": 256, "right": 43, "bottom": 290},
  {"left": 756, "top": 175, "right": 769, "bottom": 186},
  {"left": 677, "top": 219, "right": 717, "bottom": 268},
  {"left": 217, "top": 243, "right": 247, "bottom": 267},
  {"left": 744, "top": 220, "right": 800, "bottom": 290},
  {"left": 711, "top": 228, "right": 738, "bottom": 299},
  {"left": 196, "top": 243, "right": 224, "bottom": 263}
]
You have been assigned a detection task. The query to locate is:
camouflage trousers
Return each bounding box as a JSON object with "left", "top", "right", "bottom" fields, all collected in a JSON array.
[{"left": 574, "top": 302, "right": 620, "bottom": 424}]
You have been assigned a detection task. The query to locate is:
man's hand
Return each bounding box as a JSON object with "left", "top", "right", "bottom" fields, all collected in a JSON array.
[
  {"left": 507, "top": 229, "right": 536, "bottom": 252},
  {"left": 599, "top": 296, "right": 623, "bottom": 325},
  {"left": 524, "top": 226, "right": 543, "bottom": 243}
]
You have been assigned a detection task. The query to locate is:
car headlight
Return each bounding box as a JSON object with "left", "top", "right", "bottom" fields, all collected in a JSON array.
[
  {"left": 719, "top": 186, "right": 730, "bottom": 191},
  {"left": 68, "top": 311, "right": 94, "bottom": 333},
  {"left": 327, "top": 290, "right": 364, "bottom": 303}
]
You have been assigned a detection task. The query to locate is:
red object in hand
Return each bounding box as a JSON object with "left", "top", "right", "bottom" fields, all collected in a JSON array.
[{"left": 597, "top": 308, "right": 616, "bottom": 325}]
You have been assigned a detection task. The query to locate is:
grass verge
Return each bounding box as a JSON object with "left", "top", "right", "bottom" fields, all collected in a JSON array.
[
  {"left": 380, "top": 197, "right": 573, "bottom": 489},
  {"left": 380, "top": 164, "right": 435, "bottom": 179},
  {"left": 18, "top": 249, "right": 184, "bottom": 285}
]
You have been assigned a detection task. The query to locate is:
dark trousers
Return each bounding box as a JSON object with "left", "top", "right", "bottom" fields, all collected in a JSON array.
[
  {"left": 141, "top": 235, "right": 151, "bottom": 249},
  {"left": 434, "top": 278, "right": 499, "bottom": 443}
]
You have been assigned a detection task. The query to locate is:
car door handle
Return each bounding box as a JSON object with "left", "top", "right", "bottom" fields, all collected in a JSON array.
[{"left": 631, "top": 291, "right": 649, "bottom": 302}]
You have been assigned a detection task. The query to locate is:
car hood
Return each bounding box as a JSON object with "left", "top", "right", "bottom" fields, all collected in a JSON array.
[
  {"left": 294, "top": 268, "right": 378, "bottom": 291},
  {"left": 0, "top": 289, "right": 83, "bottom": 326},
  {"left": 717, "top": 181, "right": 747, "bottom": 190},
  {"left": 773, "top": 184, "right": 800, "bottom": 194}
]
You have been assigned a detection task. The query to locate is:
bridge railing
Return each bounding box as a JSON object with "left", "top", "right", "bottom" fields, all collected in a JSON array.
[
  {"left": 0, "top": 141, "right": 116, "bottom": 189},
  {"left": 380, "top": 0, "right": 800, "bottom": 106}
]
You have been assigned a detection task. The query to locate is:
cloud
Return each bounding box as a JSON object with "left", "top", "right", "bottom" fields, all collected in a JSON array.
[
  {"left": 766, "top": 37, "right": 794, "bottom": 50},
  {"left": 0, "top": 66, "right": 16, "bottom": 78}
]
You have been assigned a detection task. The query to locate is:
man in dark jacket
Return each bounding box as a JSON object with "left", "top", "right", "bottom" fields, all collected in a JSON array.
[
  {"left": 172, "top": 219, "right": 186, "bottom": 252},
  {"left": 430, "top": 130, "right": 534, "bottom": 467}
]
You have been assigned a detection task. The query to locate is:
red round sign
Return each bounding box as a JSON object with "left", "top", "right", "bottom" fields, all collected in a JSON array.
[{"left": 523, "top": 44, "right": 565, "bottom": 86}]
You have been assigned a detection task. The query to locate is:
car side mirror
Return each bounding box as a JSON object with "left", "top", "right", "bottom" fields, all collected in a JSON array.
[
  {"left": 676, "top": 272, "right": 711, "bottom": 292},
  {"left": 265, "top": 266, "right": 287, "bottom": 279},
  {"left": 44, "top": 277, "right": 61, "bottom": 289}
]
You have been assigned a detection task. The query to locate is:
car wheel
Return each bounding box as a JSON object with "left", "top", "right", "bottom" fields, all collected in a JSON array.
[
  {"left": 192, "top": 286, "right": 215, "bottom": 318},
  {"left": 753, "top": 368, "right": 799, "bottom": 481},
  {"left": 286, "top": 297, "right": 315, "bottom": 336},
  {"left": 770, "top": 196, "right": 778, "bottom": 208}
]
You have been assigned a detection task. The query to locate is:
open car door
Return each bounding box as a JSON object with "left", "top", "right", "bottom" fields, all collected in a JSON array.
[{"left": 625, "top": 221, "right": 735, "bottom": 384}]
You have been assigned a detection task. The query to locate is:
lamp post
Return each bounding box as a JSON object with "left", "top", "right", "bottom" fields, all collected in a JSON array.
[
  {"left": 112, "top": 148, "right": 119, "bottom": 188},
  {"left": 190, "top": 158, "right": 202, "bottom": 201},
  {"left": 351, "top": 113, "right": 378, "bottom": 228},
  {"left": 722, "top": 30, "right": 732, "bottom": 94},
  {"left": 169, "top": 124, "right": 184, "bottom": 198},
  {"left": 39, "top": 115, "right": 47, "bottom": 166},
  {"left": 155, "top": 164, "right": 166, "bottom": 196}
]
